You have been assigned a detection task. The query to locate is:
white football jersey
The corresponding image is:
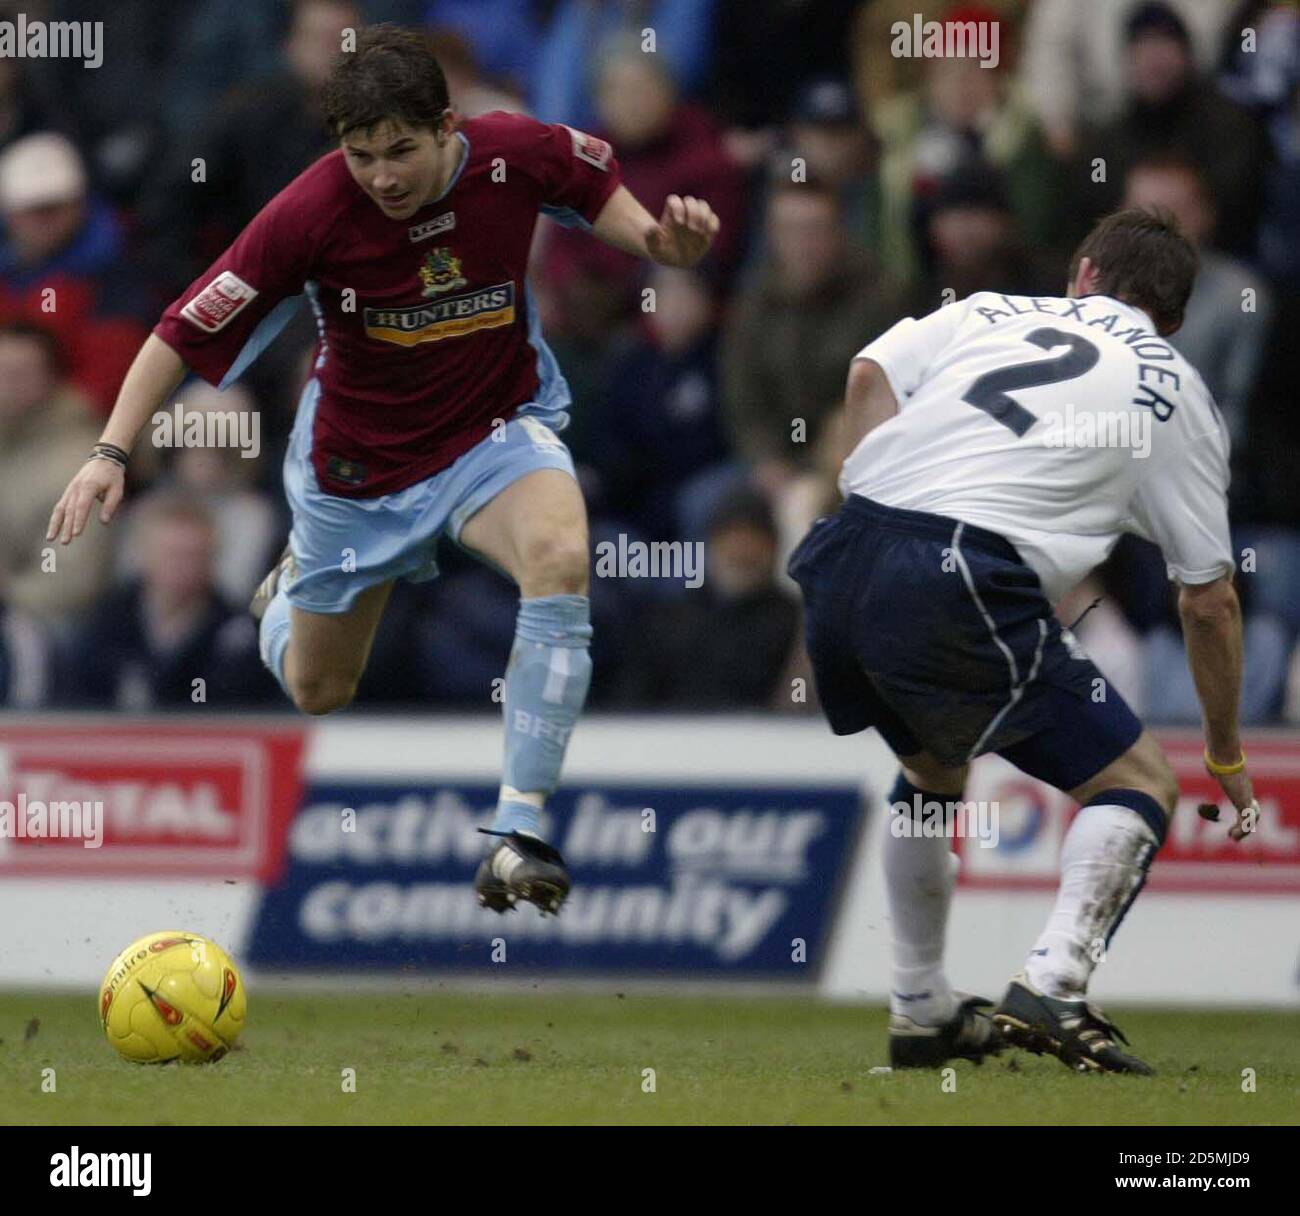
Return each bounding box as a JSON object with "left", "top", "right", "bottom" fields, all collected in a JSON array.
[{"left": 840, "top": 292, "right": 1234, "bottom": 603}]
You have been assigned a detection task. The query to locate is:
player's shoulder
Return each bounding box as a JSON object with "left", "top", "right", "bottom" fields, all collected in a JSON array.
[
  {"left": 461, "top": 110, "right": 553, "bottom": 156},
  {"left": 258, "top": 149, "right": 358, "bottom": 232},
  {"left": 461, "top": 111, "right": 611, "bottom": 172}
]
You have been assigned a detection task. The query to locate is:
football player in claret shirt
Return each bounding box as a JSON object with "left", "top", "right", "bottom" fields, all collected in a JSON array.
[{"left": 48, "top": 26, "right": 720, "bottom": 916}]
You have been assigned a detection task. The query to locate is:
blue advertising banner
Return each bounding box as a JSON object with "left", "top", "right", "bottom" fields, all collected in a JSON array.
[{"left": 248, "top": 782, "right": 866, "bottom": 976}]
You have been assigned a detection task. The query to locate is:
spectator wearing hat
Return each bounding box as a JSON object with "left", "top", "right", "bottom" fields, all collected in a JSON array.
[
  {"left": 1083, "top": 2, "right": 1266, "bottom": 256},
  {"left": 0, "top": 132, "right": 151, "bottom": 413},
  {"left": 615, "top": 489, "right": 801, "bottom": 709},
  {"left": 777, "top": 77, "right": 889, "bottom": 273},
  {"left": 916, "top": 164, "right": 1062, "bottom": 306},
  {"left": 1020, "top": 0, "right": 1235, "bottom": 160}
]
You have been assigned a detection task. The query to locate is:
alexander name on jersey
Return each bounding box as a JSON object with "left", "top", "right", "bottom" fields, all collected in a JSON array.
[{"left": 970, "top": 293, "right": 1182, "bottom": 422}]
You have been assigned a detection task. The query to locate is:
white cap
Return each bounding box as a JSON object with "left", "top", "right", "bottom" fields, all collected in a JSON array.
[{"left": 0, "top": 133, "right": 87, "bottom": 211}]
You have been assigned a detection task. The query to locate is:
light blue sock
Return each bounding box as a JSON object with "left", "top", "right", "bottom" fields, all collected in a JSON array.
[
  {"left": 257, "top": 586, "right": 293, "bottom": 699},
  {"left": 491, "top": 594, "right": 593, "bottom": 839}
]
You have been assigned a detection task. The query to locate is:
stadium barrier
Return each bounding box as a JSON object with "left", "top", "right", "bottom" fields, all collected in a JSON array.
[{"left": 1, "top": 714, "right": 1296, "bottom": 1005}]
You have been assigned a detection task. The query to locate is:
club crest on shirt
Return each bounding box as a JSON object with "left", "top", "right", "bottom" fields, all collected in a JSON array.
[{"left": 420, "top": 246, "right": 468, "bottom": 296}]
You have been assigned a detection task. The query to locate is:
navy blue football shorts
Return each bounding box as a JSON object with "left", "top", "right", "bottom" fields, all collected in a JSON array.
[{"left": 787, "top": 495, "right": 1142, "bottom": 793}]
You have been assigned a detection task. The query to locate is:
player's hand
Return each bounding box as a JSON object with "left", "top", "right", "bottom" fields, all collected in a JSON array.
[
  {"left": 1198, "top": 755, "right": 1259, "bottom": 843},
  {"left": 47, "top": 457, "right": 125, "bottom": 546},
  {"left": 646, "top": 194, "right": 720, "bottom": 268}
]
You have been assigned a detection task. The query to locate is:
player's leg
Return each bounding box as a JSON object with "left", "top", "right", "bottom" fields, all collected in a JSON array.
[
  {"left": 991, "top": 687, "right": 1170, "bottom": 1074},
  {"left": 888, "top": 750, "right": 967, "bottom": 1024},
  {"left": 883, "top": 749, "right": 1004, "bottom": 1067},
  {"left": 1017, "top": 728, "right": 1173, "bottom": 1000},
  {"left": 257, "top": 565, "right": 393, "bottom": 715},
  {"left": 258, "top": 375, "right": 409, "bottom": 717},
  {"left": 787, "top": 508, "right": 1001, "bottom": 1066},
  {"left": 458, "top": 466, "right": 592, "bottom": 912}
]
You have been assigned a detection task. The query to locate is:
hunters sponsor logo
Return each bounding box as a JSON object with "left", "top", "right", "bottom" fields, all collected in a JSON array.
[
  {"left": 180, "top": 270, "right": 258, "bottom": 333},
  {"left": 409, "top": 212, "right": 455, "bottom": 242},
  {"left": 0, "top": 725, "right": 306, "bottom": 878},
  {"left": 364, "top": 281, "right": 515, "bottom": 347}
]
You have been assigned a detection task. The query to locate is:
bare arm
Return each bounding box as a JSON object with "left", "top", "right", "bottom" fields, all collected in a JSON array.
[
  {"left": 820, "top": 357, "right": 901, "bottom": 496},
  {"left": 841, "top": 357, "right": 900, "bottom": 450},
  {"left": 591, "top": 185, "right": 719, "bottom": 266},
  {"left": 47, "top": 334, "right": 189, "bottom": 545},
  {"left": 1179, "top": 575, "right": 1257, "bottom": 838},
  {"left": 1179, "top": 576, "right": 1243, "bottom": 761}
]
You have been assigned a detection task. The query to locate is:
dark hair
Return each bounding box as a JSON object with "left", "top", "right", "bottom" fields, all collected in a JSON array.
[
  {"left": 0, "top": 320, "right": 64, "bottom": 373},
  {"left": 1068, "top": 207, "right": 1197, "bottom": 335},
  {"left": 1125, "top": 1, "right": 1191, "bottom": 46},
  {"left": 323, "top": 24, "right": 450, "bottom": 139}
]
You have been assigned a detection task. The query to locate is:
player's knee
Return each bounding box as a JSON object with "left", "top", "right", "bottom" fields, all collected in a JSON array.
[
  {"left": 288, "top": 672, "right": 359, "bottom": 716},
  {"left": 1149, "top": 758, "right": 1180, "bottom": 818},
  {"left": 1130, "top": 738, "right": 1180, "bottom": 817},
  {"left": 517, "top": 534, "right": 589, "bottom": 596},
  {"left": 1099, "top": 742, "right": 1179, "bottom": 818}
]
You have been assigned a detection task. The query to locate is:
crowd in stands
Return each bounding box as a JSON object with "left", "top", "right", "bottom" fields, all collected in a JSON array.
[{"left": 0, "top": 0, "right": 1297, "bottom": 724}]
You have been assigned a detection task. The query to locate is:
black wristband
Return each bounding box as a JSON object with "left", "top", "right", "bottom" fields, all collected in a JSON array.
[{"left": 89, "top": 442, "right": 129, "bottom": 468}]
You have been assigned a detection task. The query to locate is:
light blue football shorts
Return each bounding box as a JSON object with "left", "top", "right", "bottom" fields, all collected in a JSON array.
[{"left": 282, "top": 378, "right": 576, "bottom": 614}]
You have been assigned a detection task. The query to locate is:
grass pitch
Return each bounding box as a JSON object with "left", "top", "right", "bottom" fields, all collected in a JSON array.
[{"left": 1, "top": 988, "right": 1296, "bottom": 1125}]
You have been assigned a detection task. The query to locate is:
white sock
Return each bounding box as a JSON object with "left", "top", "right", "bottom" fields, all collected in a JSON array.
[
  {"left": 1024, "top": 804, "right": 1158, "bottom": 1000},
  {"left": 884, "top": 821, "right": 959, "bottom": 1024}
]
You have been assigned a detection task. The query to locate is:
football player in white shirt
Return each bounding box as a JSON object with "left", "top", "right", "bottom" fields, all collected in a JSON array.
[{"left": 789, "top": 208, "right": 1258, "bottom": 1075}]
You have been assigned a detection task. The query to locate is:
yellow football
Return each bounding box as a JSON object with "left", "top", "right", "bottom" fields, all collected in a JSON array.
[{"left": 99, "top": 930, "right": 246, "bottom": 1063}]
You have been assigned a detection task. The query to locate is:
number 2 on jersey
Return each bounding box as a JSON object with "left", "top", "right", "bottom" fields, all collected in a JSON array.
[{"left": 962, "top": 327, "right": 1101, "bottom": 436}]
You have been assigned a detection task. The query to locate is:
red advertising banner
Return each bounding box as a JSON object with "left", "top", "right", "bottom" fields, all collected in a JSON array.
[
  {"left": 0, "top": 721, "right": 306, "bottom": 881},
  {"left": 956, "top": 731, "right": 1300, "bottom": 893}
]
